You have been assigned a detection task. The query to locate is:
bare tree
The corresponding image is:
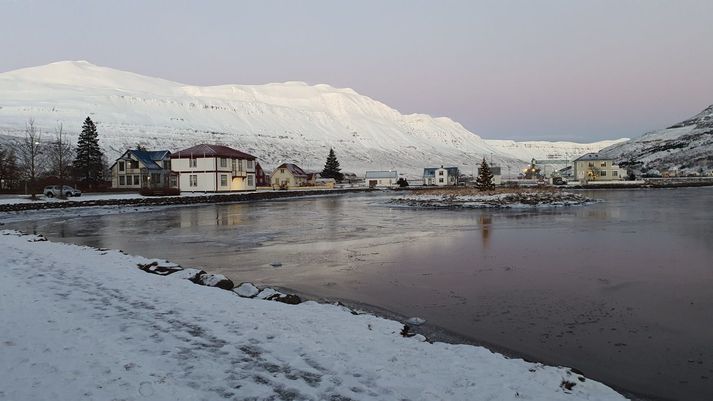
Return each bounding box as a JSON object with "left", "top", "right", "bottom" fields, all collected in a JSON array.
[
  {"left": 15, "top": 119, "right": 44, "bottom": 198},
  {"left": 48, "top": 123, "right": 74, "bottom": 198}
]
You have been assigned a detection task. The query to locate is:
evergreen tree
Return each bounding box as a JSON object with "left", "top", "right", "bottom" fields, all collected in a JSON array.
[
  {"left": 321, "top": 148, "right": 344, "bottom": 181},
  {"left": 475, "top": 158, "right": 495, "bottom": 191},
  {"left": 73, "top": 117, "right": 105, "bottom": 182}
]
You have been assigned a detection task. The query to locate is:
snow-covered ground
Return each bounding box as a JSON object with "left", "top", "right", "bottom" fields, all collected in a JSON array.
[
  {"left": 0, "top": 230, "right": 626, "bottom": 401},
  {"left": 0, "top": 61, "right": 620, "bottom": 177}
]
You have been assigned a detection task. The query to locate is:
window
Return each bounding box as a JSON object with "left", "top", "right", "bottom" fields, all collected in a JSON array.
[
  {"left": 237, "top": 159, "right": 243, "bottom": 172},
  {"left": 220, "top": 158, "right": 227, "bottom": 168},
  {"left": 163, "top": 160, "right": 171, "bottom": 170},
  {"left": 119, "top": 161, "right": 125, "bottom": 172},
  {"left": 151, "top": 173, "right": 161, "bottom": 184},
  {"left": 119, "top": 176, "right": 125, "bottom": 185},
  {"left": 133, "top": 175, "right": 140, "bottom": 185},
  {"left": 130, "top": 160, "right": 139, "bottom": 169},
  {"left": 612, "top": 171, "right": 618, "bottom": 177},
  {"left": 247, "top": 175, "right": 254, "bottom": 187},
  {"left": 280, "top": 168, "right": 285, "bottom": 174},
  {"left": 600, "top": 170, "right": 607, "bottom": 177},
  {"left": 170, "top": 175, "right": 177, "bottom": 188},
  {"left": 220, "top": 174, "right": 228, "bottom": 186},
  {"left": 439, "top": 178, "right": 444, "bottom": 183},
  {"left": 189, "top": 175, "right": 198, "bottom": 187},
  {"left": 247, "top": 160, "right": 254, "bottom": 170},
  {"left": 438, "top": 171, "right": 444, "bottom": 176},
  {"left": 189, "top": 158, "right": 197, "bottom": 168},
  {"left": 601, "top": 162, "right": 607, "bottom": 167}
]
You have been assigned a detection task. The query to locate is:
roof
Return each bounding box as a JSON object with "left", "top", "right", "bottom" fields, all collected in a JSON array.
[
  {"left": 171, "top": 144, "right": 256, "bottom": 160},
  {"left": 365, "top": 171, "right": 398, "bottom": 179},
  {"left": 573, "top": 153, "right": 613, "bottom": 162},
  {"left": 423, "top": 166, "right": 459, "bottom": 177},
  {"left": 113, "top": 149, "right": 171, "bottom": 170},
  {"left": 275, "top": 163, "right": 307, "bottom": 178}
]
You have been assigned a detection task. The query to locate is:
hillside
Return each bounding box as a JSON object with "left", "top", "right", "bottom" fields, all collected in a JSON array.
[
  {"left": 0, "top": 61, "right": 618, "bottom": 176},
  {"left": 600, "top": 105, "right": 713, "bottom": 175}
]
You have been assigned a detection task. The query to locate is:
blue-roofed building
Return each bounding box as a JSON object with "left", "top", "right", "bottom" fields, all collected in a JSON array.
[
  {"left": 365, "top": 170, "right": 398, "bottom": 187},
  {"left": 423, "top": 166, "right": 459, "bottom": 186},
  {"left": 110, "top": 149, "right": 177, "bottom": 189}
]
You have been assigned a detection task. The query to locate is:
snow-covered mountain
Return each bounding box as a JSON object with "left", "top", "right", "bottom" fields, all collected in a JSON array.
[
  {"left": 0, "top": 61, "right": 619, "bottom": 176},
  {"left": 600, "top": 105, "right": 713, "bottom": 175}
]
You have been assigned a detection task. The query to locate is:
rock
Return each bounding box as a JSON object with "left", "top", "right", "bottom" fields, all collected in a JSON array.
[
  {"left": 268, "top": 293, "right": 302, "bottom": 305},
  {"left": 168, "top": 268, "right": 205, "bottom": 283},
  {"left": 233, "top": 282, "right": 260, "bottom": 298},
  {"left": 198, "top": 274, "right": 234, "bottom": 290},
  {"left": 270, "top": 262, "right": 283, "bottom": 267},
  {"left": 256, "top": 288, "right": 282, "bottom": 299},
  {"left": 406, "top": 317, "right": 426, "bottom": 326},
  {"left": 137, "top": 261, "right": 183, "bottom": 276}
]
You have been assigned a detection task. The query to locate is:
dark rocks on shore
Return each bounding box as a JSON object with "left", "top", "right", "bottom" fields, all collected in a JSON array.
[
  {"left": 197, "top": 273, "right": 234, "bottom": 290},
  {"left": 268, "top": 293, "right": 302, "bottom": 305},
  {"left": 137, "top": 261, "right": 183, "bottom": 276}
]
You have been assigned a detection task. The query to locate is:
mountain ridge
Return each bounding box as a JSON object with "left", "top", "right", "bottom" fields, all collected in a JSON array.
[{"left": 0, "top": 61, "right": 622, "bottom": 176}]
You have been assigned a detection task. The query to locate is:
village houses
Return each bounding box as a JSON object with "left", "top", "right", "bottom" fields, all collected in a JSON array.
[{"left": 365, "top": 171, "right": 398, "bottom": 188}]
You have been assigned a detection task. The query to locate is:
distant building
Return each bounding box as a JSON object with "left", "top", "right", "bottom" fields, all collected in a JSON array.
[
  {"left": 365, "top": 171, "right": 398, "bottom": 187},
  {"left": 476, "top": 166, "right": 502, "bottom": 185},
  {"left": 572, "top": 153, "right": 626, "bottom": 182},
  {"left": 423, "top": 166, "right": 459, "bottom": 186},
  {"left": 271, "top": 163, "right": 309, "bottom": 189},
  {"left": 171, "top": 144, "right": 257, "bottom": 192},
  {"left": 110, "top": 149, "right": 177, "bottom": 189}
]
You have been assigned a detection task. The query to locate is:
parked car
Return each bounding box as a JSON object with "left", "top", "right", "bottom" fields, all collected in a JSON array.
[{"left": 44, "top": 185, "right": 82, "bottom": 198}]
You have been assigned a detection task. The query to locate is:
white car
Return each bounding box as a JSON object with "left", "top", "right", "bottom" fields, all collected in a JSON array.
[{"left": 44, "top": 185, "right": 82, "bottom": 198}]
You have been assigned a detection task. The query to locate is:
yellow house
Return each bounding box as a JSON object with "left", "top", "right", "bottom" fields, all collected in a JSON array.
[{"left": 271, "top": 163, "right": 309, "bottom": 189}]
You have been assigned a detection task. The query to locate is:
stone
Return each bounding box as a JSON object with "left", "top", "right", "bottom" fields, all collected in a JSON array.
[
  {"left": 233, "top": 282, "right": 260, "bottom": 298},
  {"left": 198, "top": 274, "right": 234, "bottom": 290},
  {"left": 268, "top": 293, "right": 302, "bottom": 305},
  {"left": 168, "top": 268, "right": 205, "bottom": 283}
]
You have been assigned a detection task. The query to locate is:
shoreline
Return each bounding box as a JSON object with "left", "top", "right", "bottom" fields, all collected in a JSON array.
[
  {"left": 0, "top": 187, "right": 374, "bottom": 213},
  {"left": 277, "top": 287, "right": 661, "bottom": 401},
  {"left": 0, "top": 230, "right": 628, "bottom": 401}
]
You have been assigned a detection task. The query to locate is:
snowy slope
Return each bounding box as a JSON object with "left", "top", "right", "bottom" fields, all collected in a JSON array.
[
  {"left": 0, "top": 61, "right": 617, "bottom": 176},
  {"left": 485, "top": 139, "right": 627, "bottom": 163},
  {"left": 0, "top": 230, "right": 627, "bottom": 401},
  {"left": 599, "top": 105, "right": 713, "bottom": 174}
]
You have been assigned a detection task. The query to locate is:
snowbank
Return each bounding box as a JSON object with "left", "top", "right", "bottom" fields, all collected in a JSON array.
[{"left": 0, "top": 230, "right": 626, "bottom": 401}]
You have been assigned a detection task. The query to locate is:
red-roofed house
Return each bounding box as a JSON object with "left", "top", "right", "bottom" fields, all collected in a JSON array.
[{"left": 171, "top": 144, "right": 257, "bottom": 192}]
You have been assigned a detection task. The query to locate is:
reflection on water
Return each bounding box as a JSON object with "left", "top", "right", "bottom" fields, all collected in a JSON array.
[{"left": 6, "top": 188, "right": 713, "bottom": 401}]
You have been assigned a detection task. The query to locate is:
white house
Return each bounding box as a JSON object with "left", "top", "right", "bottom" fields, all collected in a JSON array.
[
  {"left": 365, "top": 171, "right": 398, "bottom": 187},
  {"left": 423, "top": 166, "right": 459, "bottom": 186},
  {"left": 110, "top": 149, "right": 177, "bottom": 189},
  {"left": 171, "top": 144, "right": 257, "bottom": 192},
  {"left": 572, "top": 153, "right": 626, "bottom": 182}
]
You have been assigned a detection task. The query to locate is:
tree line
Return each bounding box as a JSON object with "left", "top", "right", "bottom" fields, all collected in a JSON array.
[{"left": 0, "top": 116, "right": 107, "bottom": 196}]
